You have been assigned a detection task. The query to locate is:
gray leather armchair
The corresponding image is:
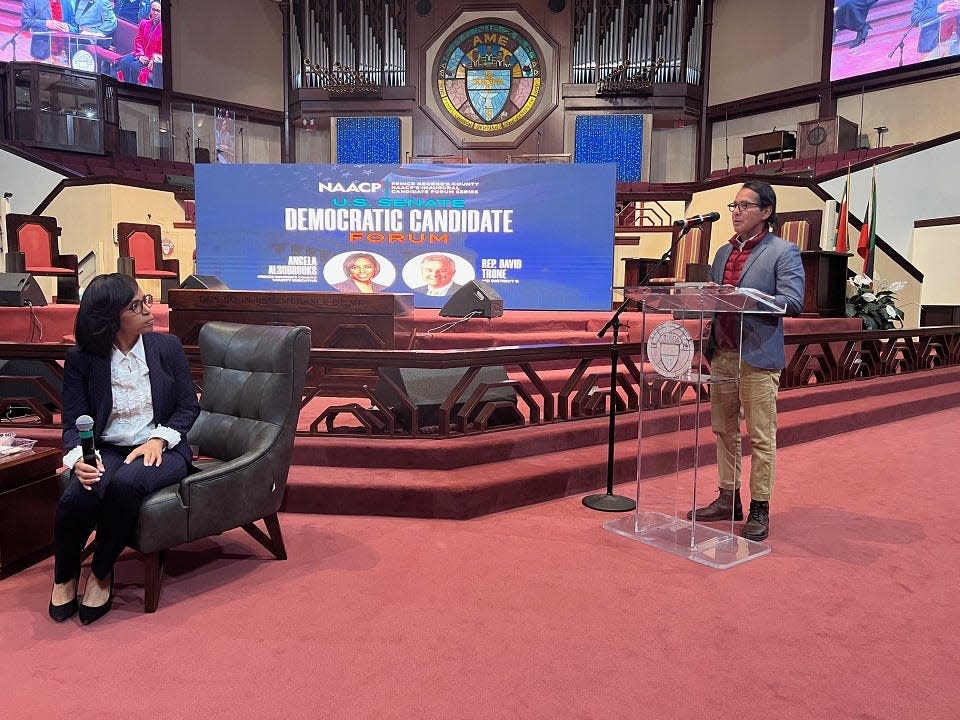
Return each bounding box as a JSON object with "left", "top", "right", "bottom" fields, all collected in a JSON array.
[{"left": 65, "top": 322, "right": 311, "bottom": 611}]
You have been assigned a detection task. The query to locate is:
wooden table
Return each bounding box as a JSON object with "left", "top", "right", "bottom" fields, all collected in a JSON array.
[
  {"left": 0, "top": 447, "right": 60, "bottom": 579},
  {"left": 742, "top": 130, "right": 796, "bottom": 166}
]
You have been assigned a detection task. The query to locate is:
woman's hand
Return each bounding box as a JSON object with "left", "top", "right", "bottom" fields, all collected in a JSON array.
[
  {"left": 74, "top": 460, "right": 104, "bottom": 491},
  {"left": 125, "top": 438, "right": 167, "bottom": 467}
]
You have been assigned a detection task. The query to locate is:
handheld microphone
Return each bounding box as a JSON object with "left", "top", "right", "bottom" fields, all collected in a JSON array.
[
  {"left": 76, "top": 415, "right": 97, "bottom": 466},
  {"left": 673, "top": 211, "right": 721, "bottom": 229}
]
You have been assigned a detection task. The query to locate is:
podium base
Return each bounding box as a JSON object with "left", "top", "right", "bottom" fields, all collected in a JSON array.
[
  {"left": 582, "top": 492, "right": 636, "bottom": 512},
  {"left": 603, "top": 511, "right": 771, "bottom": 569}
]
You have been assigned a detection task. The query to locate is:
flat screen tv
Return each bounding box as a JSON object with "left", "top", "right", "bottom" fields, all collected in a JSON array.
[
  {"left": 0, "top": 1, "right": 166, "bottom": 89},
  {"left": 830, "top": 0, "right": 960, "bottom": 81}
]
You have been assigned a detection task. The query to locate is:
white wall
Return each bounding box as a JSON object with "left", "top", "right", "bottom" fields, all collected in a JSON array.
[
  {"left": 836, "top": 76, "right": 960, "bottom": 147},
  {"left": 650, "top": 125, "right": 698, "bottom": 183},
  {"left": 709, "top": 0, "right": 823, "bottom": 106},
  {"left": 911, "top": 225, "right": 960, "bottom": 307},
  {"left": 0, "top": 150, "right": 68, "bottom": 216},
  {"left": 170, "top": 0, "right": 283, "bottom": 110}
]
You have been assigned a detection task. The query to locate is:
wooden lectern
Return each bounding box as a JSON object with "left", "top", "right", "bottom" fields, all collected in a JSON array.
[{"left": 168, "top": 290, "right": 415, "bottom": 349}]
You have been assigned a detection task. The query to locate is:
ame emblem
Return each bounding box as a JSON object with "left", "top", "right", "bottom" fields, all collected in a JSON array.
[
  {"left": 435, "top": 22, "right": 542, "bottom": 136},
  {"left": 647, "top": 321, "right": 695, "bottom": 379}
]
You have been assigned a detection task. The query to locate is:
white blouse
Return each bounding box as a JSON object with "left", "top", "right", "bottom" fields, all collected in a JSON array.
[{"left": 63, "top": 336, "right": 182, "bottom": 469}]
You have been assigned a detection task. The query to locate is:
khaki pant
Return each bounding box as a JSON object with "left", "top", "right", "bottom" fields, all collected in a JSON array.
[{"left": 710, "top": 349, "right": 781, "bottom": 501}]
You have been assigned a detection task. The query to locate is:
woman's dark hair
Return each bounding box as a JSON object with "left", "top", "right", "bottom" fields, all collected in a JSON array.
[
  {"left": 741, "top": 180, "right": 778, "bottom": 228},
  {"left": 74, "top": 273, "right": 139, "bottom": 358},
  {"left": 342, "top": 253, "right": 380, "bottom": 277}
]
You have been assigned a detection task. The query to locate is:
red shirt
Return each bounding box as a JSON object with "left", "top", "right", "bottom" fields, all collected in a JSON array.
[{"left": 715, "top": 229, "right": 767, "bottom": 350}]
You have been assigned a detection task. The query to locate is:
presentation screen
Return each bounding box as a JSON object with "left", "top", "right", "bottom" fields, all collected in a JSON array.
[
  {"left": 195, "top": 163, "right": 617, "bottom": 311},
  {"left": 830, "top": 0, "right": 960, "bottom": 81},
  {"left": 0, "top": 1, "right": 166, "bottom": 89}
]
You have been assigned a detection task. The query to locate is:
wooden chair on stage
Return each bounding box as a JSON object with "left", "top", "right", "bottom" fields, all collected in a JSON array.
[
  {"left": 777, "top": 210, "right": 822, "bottom": 251},
  {"left": 777, "top": 209, "right": 848, "bottom": 317},
  {"left": 117, "top": 222, "right": 180, "bottom": 301},
  {"left": 3, "top": 213, "right": 80, "bottom": 304},
  {"left": 646, "top": 224, "right": 712, "bottom": 285}
]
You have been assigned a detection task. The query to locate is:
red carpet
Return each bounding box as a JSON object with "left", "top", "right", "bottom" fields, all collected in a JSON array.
[{"left": 1, "top": 404, "right": 958, "bottom": 718}]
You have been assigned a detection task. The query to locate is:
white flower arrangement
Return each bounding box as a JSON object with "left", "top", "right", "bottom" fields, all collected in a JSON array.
[{"left": 845, "top": 275, "right": 905, "bottom": 330}]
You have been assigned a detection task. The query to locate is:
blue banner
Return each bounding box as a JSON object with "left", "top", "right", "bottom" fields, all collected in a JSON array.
[{"left": 195, "top": 163, "right": 616, "bottom": 310}]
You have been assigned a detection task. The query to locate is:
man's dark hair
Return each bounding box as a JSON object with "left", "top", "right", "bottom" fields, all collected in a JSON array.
[
  {"left": 74, "top": 273, "right": 139, "bottom": 358},
  {"left": 741, "top": 180, "right": 778, "bottom": 228}
]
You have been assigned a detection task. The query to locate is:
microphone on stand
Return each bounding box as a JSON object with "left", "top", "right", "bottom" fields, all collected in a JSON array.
[
  {"left": 673, "top": 211, "right": 721, "bottom": 229},
  {"left": 536, "top": 130, "right": 542, "bottom": 163},
  {"left": 76, "top": 414, "right": 97, "bottom": 466}
]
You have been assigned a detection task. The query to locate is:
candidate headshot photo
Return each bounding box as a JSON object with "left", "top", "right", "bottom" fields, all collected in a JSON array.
[
  {"left": 324, "top": 251, "right": 394, "bottom": 293},
  {"left": 403, "top": 252, "right": 474, "bottom": 297}
]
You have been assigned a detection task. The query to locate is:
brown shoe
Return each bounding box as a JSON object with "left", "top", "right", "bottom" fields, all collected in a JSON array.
[
  {"left": 686, "top": 488, "right": 742, "bottom": 521},
  {"left": 742, "top": 500, "right": 769, "bottom": 541}
]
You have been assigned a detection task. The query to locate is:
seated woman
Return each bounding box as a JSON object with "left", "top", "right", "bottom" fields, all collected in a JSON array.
[
  {"left": 116, "top": 1, "right": 162, "bottom": 87},
  {"left": 332, "top": 252, "right": 387, "bottom": 293},
  {"left": 49, "top": 273, "right": 199, "bottom": 625}
]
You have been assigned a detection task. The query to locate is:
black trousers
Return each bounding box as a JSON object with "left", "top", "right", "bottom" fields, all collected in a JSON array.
[{"left": 53, "top": 444, "right": 188, "bottom": 584}]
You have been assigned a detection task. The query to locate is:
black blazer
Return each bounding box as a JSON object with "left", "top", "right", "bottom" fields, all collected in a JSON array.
[{"left": 61, "top": 332, "right": 200, "bottom": 466}]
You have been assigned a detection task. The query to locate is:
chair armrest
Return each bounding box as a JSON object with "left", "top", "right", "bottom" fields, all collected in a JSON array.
[
  {"left": 685, "top": 263, "right": 711, "bottom": 283},
  {"left": 52, "top": 253, "right": 79, "bottom": 271},
  {"left": 179, "top": 448, "right": 269, "bottom": 506},
  {"left": 161, "top": 258, "right": 180, "bottom": 276}
]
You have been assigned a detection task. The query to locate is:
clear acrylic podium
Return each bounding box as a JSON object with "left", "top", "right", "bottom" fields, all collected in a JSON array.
[{"left": 604, "top": 284, "right": 786, "bottom": 569}]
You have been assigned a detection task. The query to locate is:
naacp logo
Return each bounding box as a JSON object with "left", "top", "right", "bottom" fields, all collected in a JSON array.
[
  {"left": 647, "top": 322, "right": 695, "bottom": 379},
  {"left": 436, "top": 23, "right": 542, "bottom": 135}
]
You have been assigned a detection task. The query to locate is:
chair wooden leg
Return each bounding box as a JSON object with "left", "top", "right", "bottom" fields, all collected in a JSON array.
[
  {"left": 56, "top": 275, "right": 80, "bottom": 304},
  {"left": 142, "top": 550, "right": 165, "bottom": 613},
  {"left": 159, "top": 277, "right": 177, "bottom": 303},
  {"left": 241, "top": 513, "right": 287, "bottom": 560}
]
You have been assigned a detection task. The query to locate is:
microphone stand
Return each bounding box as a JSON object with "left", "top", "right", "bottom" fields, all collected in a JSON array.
[
  {"left": 888, "top": 24, "right": 913, "bottom": 67},
  {"left": 583, "top": 225, "right": 693, "bottom": 512},
  {"left": 0, "top": 26, "right": 26, "bottom": 60}
]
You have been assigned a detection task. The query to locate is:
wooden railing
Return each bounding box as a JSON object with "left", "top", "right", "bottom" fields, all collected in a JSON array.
[{"left": 2, "top": 325, "right": 959, "bottom": 438}]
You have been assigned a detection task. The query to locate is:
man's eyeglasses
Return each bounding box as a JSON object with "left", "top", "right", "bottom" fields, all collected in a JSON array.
[
  {"left": 727, "top": 201, "right": 762, "bottom": 213},
  {"left": 126, "top": 294, "right": 154, "bottom": 314}
]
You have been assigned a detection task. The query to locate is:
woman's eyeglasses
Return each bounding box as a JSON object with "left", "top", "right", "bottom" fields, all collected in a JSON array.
[
  {"left": 727, "top": 202, "right": 762, "bottom": 213},
  {"left": 126, "top": 294, "right": 154, "bottom": 314}
]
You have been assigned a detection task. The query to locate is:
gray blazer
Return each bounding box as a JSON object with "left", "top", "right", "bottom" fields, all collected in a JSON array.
[{"left": 707, "top": 232, "right": 805, "bottom": 370}]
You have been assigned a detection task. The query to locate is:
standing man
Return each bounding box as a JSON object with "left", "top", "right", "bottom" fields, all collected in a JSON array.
[
  {"left": 687, "top": 181, "right": 805, "bottom": 541},
  {"left": 912, "top": 0, "right": 960, "bottom": 58},
  {"left": 71, "top": 0, "right": 116, "bottom": 37},
  {"left": 20, "top": 0, "right": 75, "bottom": 62}
]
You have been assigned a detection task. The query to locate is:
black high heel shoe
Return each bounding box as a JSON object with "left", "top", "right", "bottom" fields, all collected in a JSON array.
[
  {"left": 48, "top": 579, "right": 79, "bottom": 623},
  {"left": 79, "top": 574, "right": 114, "bottom": 626}
]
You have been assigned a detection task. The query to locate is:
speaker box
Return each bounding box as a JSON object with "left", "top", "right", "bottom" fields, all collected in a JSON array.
[
  {"left": 376, "top": 366, "right": 517, "bottom": 431},
  {"left": 439, "top": 279, "right": 503, "bottom": 318},
  {"left": 180, "top": 274, "right": 229, "bottom": 290},
  {"left": 0, "top": 273, "right": 47, "bottom": 307},
  {"left": 194, "top": 146, "right": 211, "bottom": 164},
  {"left": 0, "top": 359, "right": 62, "bottom": 414}
]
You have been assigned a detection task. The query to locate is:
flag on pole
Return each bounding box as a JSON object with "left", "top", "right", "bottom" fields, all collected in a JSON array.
[
  {"left": 857, "top": 169, "right": 877, "bottom": 276},
  {"left": 834, "top": 166, "right": 852, "bottom": 253}
]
